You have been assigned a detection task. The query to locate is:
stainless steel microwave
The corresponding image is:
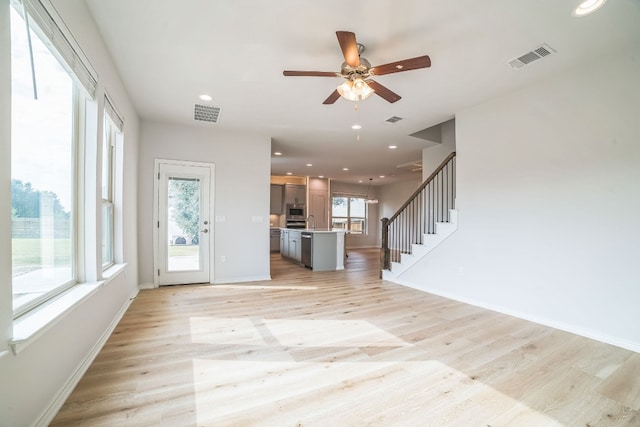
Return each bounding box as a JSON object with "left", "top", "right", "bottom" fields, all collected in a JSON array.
[{"left": 286, "top": 204, "right": 305, "bottom": 218}]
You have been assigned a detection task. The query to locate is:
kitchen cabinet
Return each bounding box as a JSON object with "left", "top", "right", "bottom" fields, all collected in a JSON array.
[
  {"left": 308, "top": 177, "right": 329, "bottom": 229},
  {"left": 288, "top": 230, "right": 302, "bottom": 262},
  {"left": 281, "top": 229, "right": 345, "bottom": 271},
  {"left": 270, "top": 184, "right": 283, "bottom": 214},
  {"left": 284, "top": 184, "right": 306, "bottom": 205},
  {"left": 270, "top": 228, "right": 280, "bottom": 252},
  {"left": 280, "top": 228, "right": 302, "bottom": 263},
  {"left": 280, "top": 229, "right": 288, "bottom": 256}
]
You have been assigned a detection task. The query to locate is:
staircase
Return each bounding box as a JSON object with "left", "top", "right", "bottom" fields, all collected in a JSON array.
[{"left": 381, "top": 152, "right": 457, "bottom": 280}]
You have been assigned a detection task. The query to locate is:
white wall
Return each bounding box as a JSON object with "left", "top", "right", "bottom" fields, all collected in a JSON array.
[
  {"left": 0, "top": 1, "right": 141, "bottom": 425},
  {"left": 138, "top": 122, "right": 271, "bottom": 285},
  {"left": 422, "top": 118, "right": 456, "bottom": 182},
  {"left": 378, "top": 177, "right": 422, "bottom": 221},
  {"left": 398, "top": 47, "right": 640, "bottom": 351}
]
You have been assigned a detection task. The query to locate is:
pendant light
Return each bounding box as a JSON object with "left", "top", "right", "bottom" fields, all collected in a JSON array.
[{"left": 364, "top": 178, "right": 378, "bottom": 204}]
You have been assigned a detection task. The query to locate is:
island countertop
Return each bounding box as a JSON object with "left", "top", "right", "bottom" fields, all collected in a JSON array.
[{"left": 280, "top": 228, "right": 346, "bottom": 234}]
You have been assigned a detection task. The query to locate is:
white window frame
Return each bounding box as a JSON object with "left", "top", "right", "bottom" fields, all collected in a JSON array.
[
  {"left": 331, "top": 194, "right": 368, "bottom": 235},
  {"left": 101, "top": 115, "right": 116, "bottom": 270},
  {"left": 10, "top": 0, "right": 94, "bottom": 318}
]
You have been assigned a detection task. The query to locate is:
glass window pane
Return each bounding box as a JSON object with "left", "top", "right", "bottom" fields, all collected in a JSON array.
[
  {"left": 11, "top": 7, "right": 75, "bottom": 314},
  {"left": 349, "top": 218, "right": 365, "bottom": 234},
  {"left": 101, "top": 203, "right": 114, "bottom": 267},
  {"left": 101, "top": 119, "right": 112, "bottom": 200},
  {"left": 167, "top": 177, "right": 201, "bottom": 271},
  {"left": 350, "top": 197, "right": 365, "bottom": 217},
  {"left": 332, "top": 197, "right": 348, "bottom": 216}
]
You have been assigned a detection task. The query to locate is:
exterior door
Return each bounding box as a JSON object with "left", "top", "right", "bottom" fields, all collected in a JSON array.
[{"left": 156, "top": 161, "right": 212, "bottom": 285}]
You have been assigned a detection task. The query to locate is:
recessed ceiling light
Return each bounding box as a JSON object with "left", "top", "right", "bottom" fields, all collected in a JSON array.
[
  {"left": 389, "top": 145, "right": 397, "bottom": 149},
  {"left": 379, "top": 175, "right": 385, "bottom": 178},
  {"left": 274, "top": 152, "right": 282, "bottom": 156},
  {"left": 358, "top": 180, "right": 363, "bottom": 183},
  {"left": 572, "top": 0, "right": 607, "bottom": 16},
  {"left": 319, "top": 175, "right": 324, "bottom": 178},
  {"left": 352, "top": 124, "right": 362, "bottom": 130},
  {"left": 342, "top": 168, "right": 349, "bottom": 171},
  {"left": 286, "top": 172, "right": 292, "bottom": 176},
  {"left": 199, "top": 94, "right": 213, "bottom": 101},
  {"left": 306, "top": 163, "right": 312, "bottom": 167}
]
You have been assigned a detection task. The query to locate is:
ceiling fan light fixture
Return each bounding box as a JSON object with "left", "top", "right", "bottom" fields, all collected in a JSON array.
[{"left": 337, "top": 78, "right": 374, "bottom": 101}]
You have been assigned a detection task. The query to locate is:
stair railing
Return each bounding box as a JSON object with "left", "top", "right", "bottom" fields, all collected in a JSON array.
[{"left": 381, "top": 151, "right": 456, "bottom": 276}]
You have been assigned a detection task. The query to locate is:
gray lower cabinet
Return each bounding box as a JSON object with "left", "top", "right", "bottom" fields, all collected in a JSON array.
[
  {"left": 288, "top": 230, "right": 301, "bottom": 262},
  {"left": 280, "top": 229, "right": 288, "bottom": 256},
  {"left": 311, "top": 232, "right": 337, "bottom": 271},
  {"left": 280, "top": 229, "right": 302, "bottom": 263},
  {"left": 270, "top": 228, "right": 280, "bottom": 252}
]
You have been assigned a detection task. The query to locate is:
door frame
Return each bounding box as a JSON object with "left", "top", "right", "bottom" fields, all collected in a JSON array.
[{"left": 153, "top": 159, "right": 215, "bottom": 287}]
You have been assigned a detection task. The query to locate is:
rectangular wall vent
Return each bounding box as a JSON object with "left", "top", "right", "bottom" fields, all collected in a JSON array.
[
  {"left": 508, "top": 43, "right": 556, "bottom": 69},
  {"left": 194, "top": 104, "right": 221, "bottom": 123},
  {"left": 386, "top": 116, "right": 403, "bottom": 123}
]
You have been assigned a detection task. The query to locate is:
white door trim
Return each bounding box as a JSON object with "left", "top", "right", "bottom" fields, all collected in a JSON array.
[{"left": 153, "top": 159, "right": 215, "bottom": 287}]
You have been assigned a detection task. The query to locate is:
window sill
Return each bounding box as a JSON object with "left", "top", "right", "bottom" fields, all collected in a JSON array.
[{"left": 10, "top": 263, "right": 127, "bottom": 355}]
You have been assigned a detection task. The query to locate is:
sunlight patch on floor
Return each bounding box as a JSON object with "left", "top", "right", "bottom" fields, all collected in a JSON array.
[
  {"left": 191, "top": 359, "right": 564, "bottom": 426},
  {"left": 264, "top": 318, "right": 410, "bottom": 347}
]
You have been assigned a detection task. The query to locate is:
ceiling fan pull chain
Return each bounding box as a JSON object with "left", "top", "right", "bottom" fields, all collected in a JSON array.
[{"left": 355, "top": 102, "right": 361, "bottom": 141}]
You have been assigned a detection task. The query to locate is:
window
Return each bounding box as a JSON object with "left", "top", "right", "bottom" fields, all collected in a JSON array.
[
  {"left": 10, "top": 6, "right": 77, "bottom": 316},
  {"left": 101, "top": 116, "right": 116, "bottom": 268},
  {"left": 102, "top": 95, "right": 124, "bottom": 270},
  {"left": 10, "top": 0, "right": 97, "bottom": 317},
  {"left": 331, "top": 196, "right": 367, "bottom": 234}
]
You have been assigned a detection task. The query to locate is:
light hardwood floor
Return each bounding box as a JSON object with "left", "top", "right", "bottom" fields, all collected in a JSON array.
[{"left": 52, "top": 249, "right": 639, "bottom": 426}]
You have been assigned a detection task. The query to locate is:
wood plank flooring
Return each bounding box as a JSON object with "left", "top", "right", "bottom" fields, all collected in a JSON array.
[{"left": 52, "top": 249, "right": 639, "bottom": 426}]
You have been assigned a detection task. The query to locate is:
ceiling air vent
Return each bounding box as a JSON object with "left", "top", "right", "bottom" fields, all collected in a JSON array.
[
  {"left": 194, "top": 104, "right": 221, "bottom": 123},
  {"left": 508, "top": 43, "right": 556, "bottom": 69},
  {"left": 386, "top": 116, "right": 403, "bottom": 123}
]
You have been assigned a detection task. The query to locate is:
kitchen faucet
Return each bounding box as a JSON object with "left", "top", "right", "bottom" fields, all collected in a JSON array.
[{"left": 306, "top": 214, "right": 316, "bottom": 230}]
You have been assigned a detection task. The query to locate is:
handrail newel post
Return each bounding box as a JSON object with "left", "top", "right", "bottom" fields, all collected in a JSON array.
[{"left": 380, "top": 217, "right": 390, "bottom": 277}]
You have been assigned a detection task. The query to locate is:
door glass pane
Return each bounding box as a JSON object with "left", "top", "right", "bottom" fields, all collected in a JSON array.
[{"left": 167, "top": 177, "right": 201, "bottom": 271}]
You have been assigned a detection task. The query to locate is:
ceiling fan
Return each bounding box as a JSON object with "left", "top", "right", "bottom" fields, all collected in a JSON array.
[{"left": 283, "top": 31, "right": 431, "bottom": 104}]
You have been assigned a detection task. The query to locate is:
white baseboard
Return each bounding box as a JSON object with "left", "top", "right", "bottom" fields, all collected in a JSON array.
[
  {"left": 138, "top": 282, "right": 156, "bottom": 289},
  {"left": 392, "top": 278, "right": 640, "bottom": 354},
  {"left": 213, "top": 275, "right": 272, "bottom": 284},
  {"left": 33, "top": 288, "right": 139, "bottom": 427}
]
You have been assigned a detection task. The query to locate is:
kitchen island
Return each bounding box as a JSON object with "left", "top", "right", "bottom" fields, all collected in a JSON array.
[{"left": 280, "top": 228, "right": 346, "bottom": 271}]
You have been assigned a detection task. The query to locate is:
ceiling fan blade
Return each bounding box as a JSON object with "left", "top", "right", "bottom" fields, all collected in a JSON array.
[
  {"left": 336, "top": 31, "right": 360, "bottom": 68},
  {"left": 367, "top": 80, "right": 401, "bottom": 103},
  {"left": 322, "top": 89, "right": 341, "bottom": 105},
  {"left": 370, "top": 55, "right": 431, "bottom": 76},
  {"left": 283, "top": 71, "right": 339, "bottom": 77}
]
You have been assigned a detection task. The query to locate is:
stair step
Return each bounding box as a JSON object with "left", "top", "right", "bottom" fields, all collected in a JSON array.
[{"left": 384, "top": 210, "right": 459, "bottom": 280}]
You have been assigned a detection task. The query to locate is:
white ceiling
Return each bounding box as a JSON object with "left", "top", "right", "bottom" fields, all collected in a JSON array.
[{"left": 85, "top": 0, "right": 640, "bottom": 185}]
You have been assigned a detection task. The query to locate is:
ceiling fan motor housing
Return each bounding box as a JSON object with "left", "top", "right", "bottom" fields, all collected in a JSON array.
[{"left": 341, "top": 57, "right": 372, "bottom": 80}]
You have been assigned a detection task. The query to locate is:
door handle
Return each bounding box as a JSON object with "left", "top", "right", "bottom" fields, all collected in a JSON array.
[{"left": 201, "top": 229, "right": 209, "bottom": 233}]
